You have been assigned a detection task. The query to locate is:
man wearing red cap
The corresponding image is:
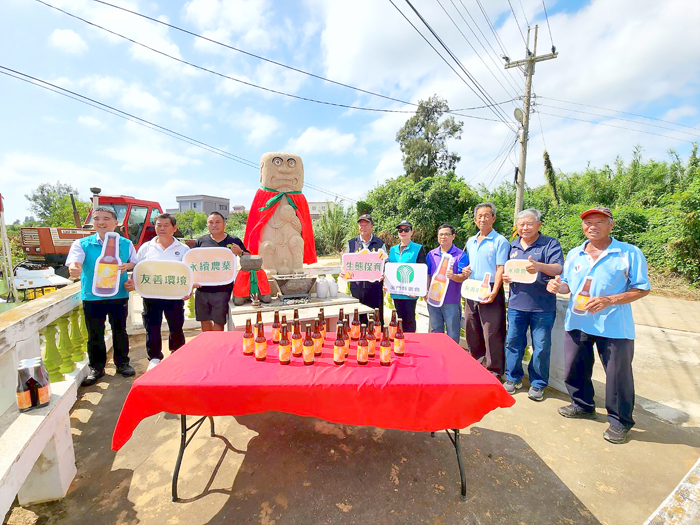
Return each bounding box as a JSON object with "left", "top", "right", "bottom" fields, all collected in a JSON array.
[{"left": 547, "top": 206, "right": 650, "bottom": 444}]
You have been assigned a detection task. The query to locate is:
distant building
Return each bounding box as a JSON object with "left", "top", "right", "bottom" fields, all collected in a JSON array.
[
  {"left": 307, "top": 201, "right": 335, "bottom": 221},
  {"left": 231, "top": 205, "right": 246, "bottom": 213},
  {"left": 175, "top": 195, "right": 230, "bottom": 218}
]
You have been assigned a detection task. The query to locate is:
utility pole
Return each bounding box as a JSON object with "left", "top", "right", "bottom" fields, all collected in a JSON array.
[{"left": 505, "top": 25, "right": 558, "bottom": 221}]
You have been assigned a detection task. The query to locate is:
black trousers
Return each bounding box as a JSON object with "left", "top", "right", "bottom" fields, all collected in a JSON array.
[
  {"left": 142, "top": 298, "right": 186, "bottom": 361},
  {"left": 350, "top": 282, "right": 384, "bottom": 329},
  {"left": 564, "top": 330, "right": 635, "bottom": 429},
  {"left": 464, "top": 287, "right": 506, "bottom": 376},
  {"left": 393, "top": 298, "right": 417, "bottom": 333},
  {"left": 83, "top": 298, "right": 129, "bottom": 371}
]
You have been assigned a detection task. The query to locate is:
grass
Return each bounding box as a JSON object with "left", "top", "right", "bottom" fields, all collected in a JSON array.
[{"left": 648, "top": 267, "right": 700, "bottom": 301}]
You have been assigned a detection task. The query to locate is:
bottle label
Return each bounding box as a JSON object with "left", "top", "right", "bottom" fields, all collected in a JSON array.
[
  {"left": 292, "top": 339, "right": 303, "bottom": 355},
  {"left": 428, "top": 281, "right": 446, "bottom": 303},
  {"left": 344, "top": 340, "right": 350, "bottom": 357},
  {"left": 278, "top": 344, "right": 291, "bottom": 362},
  {"left": 255, "top": 341, "right": 267, "bottom": 359},
  {"left": 368, "top": 339, "right": 376, "bottom": 356},
  {"left": 478, "top": 285, "right": 491, "bottom": 302},
  {"left": 38, "top": 385, "right": 50, "bottom": 405},
  {"left": 380, "top": 346, "right": 391, "bottom": 364},
  {"left": 389, "top": 326, "right": 397, "bottom": 340},
  {"left": 357, "top": 346, "right": 368, "bottom": 363},
  {"left": 272, "top": 327, "right": 281, "bottom": 343},
  {"left": 242, "top": 337, "right": 255, "bottom": 355},
  {"left": 95, "top": 263, "right": 118, "bottom": 289},
  {"left": 303, "top": 345, "right": 314, "bottom": 364},
  {"left": 313, "top": 338, "right": 323, "bottom": 355},
  {"left": 334, "top": 345, "right": 345, "bottom": 363},
  {"left": 394, "top": 338, "right": 405, "bottom": 355},
  {"left": 573, "top": 294, "right": 590, "bottom": 314},
  {"left": 16, "top": 390, "right": 31, "bottom": 410},
  {"left": 351, "top": 325, "right": 360, "bottom": 339},
  {"left": 374, "top": 325, "right": 381, "bottom": 340}
]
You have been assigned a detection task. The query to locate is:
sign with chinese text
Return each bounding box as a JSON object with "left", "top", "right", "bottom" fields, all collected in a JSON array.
[
  {"left": 461, "top": 278, "right": 491, "bottom": 302},
  {"left": 341, "top": 249, "right": 386, "bottom": 282},
  {"left": 183, "top": 247, "right": 237, "bottom": 286},
  {"left": 504, "top": 259, "right": 538, "bottom": 284},
  {"left": 384, "top": 262, "right": 427, "bottom": 296},
  {"left": 133, "top": 260, "right": 193, "bottom": 300}
]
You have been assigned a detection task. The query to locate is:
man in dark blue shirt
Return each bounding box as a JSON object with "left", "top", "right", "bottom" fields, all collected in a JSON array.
[{"left": 503, "top": 209, "right": 563, "bottom": 401}]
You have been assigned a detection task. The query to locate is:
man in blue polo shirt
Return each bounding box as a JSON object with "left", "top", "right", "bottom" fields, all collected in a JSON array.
[
  {"left": 461, "top": 203, "right": 510, "bottom": 377},
  {"left": 426, "top": 224, "right": 468, "bottom": 343},
  {"left": 67, "top": 207, "right": 138, "bottom": 386},
  {"left": 547, "top": 206, "right": 650, "bottom": 444},
  {"left": 503, "top": 209, "right": 563, "bottom": 401}
]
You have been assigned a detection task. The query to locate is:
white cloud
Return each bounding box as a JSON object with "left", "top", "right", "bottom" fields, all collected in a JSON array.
[
  {"left": 77, "top": 116, "right": 104, "bottom": 128},
  {"left": 661, "top": 106, "right": 697, "bottom": 122},
  {"left": 48, "top": 29, "right": 88, "bottom": 55},
  {"left": 285, "top": 127, "right": 357, "bottom": 155},
  {"left": 236, "top": 108, "right": 281, "bottom": 145}
]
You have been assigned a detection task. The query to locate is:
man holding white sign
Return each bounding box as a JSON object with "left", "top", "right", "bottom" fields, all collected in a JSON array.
[
  {"left": 502, "top": 209, "right": 563, "bottom": 401},
  {"left": 125, "top": 213, "right": 190, "bottom": 371}
]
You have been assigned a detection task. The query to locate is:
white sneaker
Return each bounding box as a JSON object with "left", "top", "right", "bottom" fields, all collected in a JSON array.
[{"left": 147, "top": 359, "right": 161, "bottom": 371}]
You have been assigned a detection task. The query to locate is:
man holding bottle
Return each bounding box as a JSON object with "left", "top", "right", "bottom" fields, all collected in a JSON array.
[
  {"left": 461, "top": 203, "right": 510, "bottom": 378},
  {"left": 66, "top": 207, "right": 138, "bottom": 386},
  {"left": 547, "top": 206, "right": 650, "bottom": 444},
  {"left": 426, "top": 224, "right": 467, "bottom": 343}
]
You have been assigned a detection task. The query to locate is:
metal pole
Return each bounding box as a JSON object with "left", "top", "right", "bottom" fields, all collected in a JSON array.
[{"left": 0, "top": 195, "right": 18, "bottom": 302}]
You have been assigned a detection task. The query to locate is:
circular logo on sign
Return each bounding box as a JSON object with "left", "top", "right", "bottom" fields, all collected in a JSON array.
[
  {"left": 175, "top": 251, "right": 180, "bottom": 256},
  {"left": 396, "top": 265, "right": 414, "bottom": 284}
]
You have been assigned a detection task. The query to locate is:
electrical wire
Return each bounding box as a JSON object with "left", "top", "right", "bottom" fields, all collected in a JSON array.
[
  {"left": 517, "top": 0, "right": 530, "bottom": 28},
  {"left": 507, "top": 0, "right": 528, "bottom": 48},
  {"left": 541, "top": 0, "right": 555, "bottom": 49},
  {"left": 474, "top": 0, "right": 510, "bottom": 57},
  {"left": 465, "top": 130, "right": 517, "bottom": 184}
]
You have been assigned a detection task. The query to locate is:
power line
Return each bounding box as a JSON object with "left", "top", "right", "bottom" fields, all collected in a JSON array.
[
  {"left": 517, "top": 0, "right": 530, "bottom": 28},
  {"left": 507, "top": 0, "right": 528, "bottom": 48},
  {"left": 535, "top": 105, "right": 547, "bottom": 150},
  {"left": 474, "top": 0, "right": 510, "bottom": 57},
  {"left": 466, "top": 130, "right": 517, "bottom": 184},
  {"left": 0, "top": 66, "right": 357, "bottom": 203},
  {"left": 452, "top": 98, "right": 516, "bottom": 111},
  {"left": 541, "top": 0, "right": 555, "bottom": 49}
]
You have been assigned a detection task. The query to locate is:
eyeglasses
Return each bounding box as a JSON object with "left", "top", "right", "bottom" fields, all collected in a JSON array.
[{"left": 397, "top": 228, "right": 411, "bottom": 233}]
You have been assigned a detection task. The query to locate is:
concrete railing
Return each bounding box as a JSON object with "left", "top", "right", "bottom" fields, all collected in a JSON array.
[{"left": 0, "top": 283, "right": 89, "bottom": 517}]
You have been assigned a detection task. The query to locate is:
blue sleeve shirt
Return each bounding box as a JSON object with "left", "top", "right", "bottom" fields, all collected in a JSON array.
[
  {"left": 464, "top": 229, "right": 509, "bottom": 283},
  {"left": 561, "top": 238, "right": 650, "bottom": 339},
  {"left": 508, "top": 234, "right": 564, "bottom": 312}
]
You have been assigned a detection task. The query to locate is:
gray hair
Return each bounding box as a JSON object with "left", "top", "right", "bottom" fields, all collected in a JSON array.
[
  {"left": 93, "top": 206, "right": 117, "bottom": 220},
  {"left": 516, "top": 208, "right": 542, "bottom": 222},
  {"left": 474, "top": 202, "right": 497, "bottom": 218}
]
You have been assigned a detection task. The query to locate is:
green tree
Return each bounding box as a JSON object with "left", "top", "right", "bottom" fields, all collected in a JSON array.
[
  {"left": 175, "top": 209, "right": 207, "bottom": 237},
  {"left": 314, "top": 201, "right": 354, "bottom": 255},
  {"left": 396, "top": 95, "right": 463, "bottom": 182},
  {"left": 45, "top": 195, "right": 91, "bottom": 227},
  {"left": 226, "top": 211, "right": 248, "bottom": 239},
  {"left": 25, "top": 182, "right": 79, "bottom": 224}
]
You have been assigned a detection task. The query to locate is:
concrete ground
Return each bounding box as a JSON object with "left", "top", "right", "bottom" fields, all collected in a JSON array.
[{"left": 5, "top": 294, "right": 700, "bottom": 525}]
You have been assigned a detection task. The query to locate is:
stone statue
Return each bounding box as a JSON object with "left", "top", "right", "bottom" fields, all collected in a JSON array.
[
  {"left": 244, "top": 152, "right": 317, "bottom": 275},
  {"left": 232, "top": 254, "right": 272, "bottom": 306}
]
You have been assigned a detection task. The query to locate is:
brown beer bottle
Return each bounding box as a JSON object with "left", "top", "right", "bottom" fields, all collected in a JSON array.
[
  {"left": 293, "top": 308, "right": 300, "bottom": 323},
  {"left": 312, "top": 320, "right": 323, "bottom": 357},
  {"left": 357, "top": 324, "right": 369, "bottom": 365},
  {"left": 242, "top": 319, "right": 254, "bottom": 356},
  {"left": 292, "top": 320, "right": 303, "bottom": 357},
  {"left": 254, "top": 322, "right": 267, "bottom": 361},
  {"left": 427, "top": 256, "right": 449, "bottom": 307},
  {"left": 272, "top": 311, "right": 281, "bottom": 343},
  {"left": 342, "top": 319, "right": 351, "bottom": 357},
  {"left": 16, "top": 365, "right": 32, "bottom": 412},
  {"left": 389, "top": 310, "right": 398, "bottom": 340},
  {"left": 318, "top": 313, "right": 326, "bottom": 340},
  {"left": 573, "top": 276, "right": 593, "bottom": 315},
  {"left": 302, "top": 324, "right": 315, "bottom": 365},
  {"left": 338, "top": 308, "right": 344, "bottom": 326},
  {"left": 394, "top": 319, "right": 405, "bottom": 356},
  {"left": 256, "top": 311, "right": 263, "bottom": 326},
  {"left": 351, "top": 308, "right": 361, "bottom": 340},
  {"left": 477, "top": 273, "right": 492, "bottom": 302},
  {"left": 380, "top": 327, "right": 392, "bottom": 366},
  {"left": 278, "top": 325, "right": 291, "bottom": 365},
  {"left": 333, "top": 325, "right": 345, "bottom": 366},
  {"left": 374, "top": 308, "right": 381, "bottom": 327},
  {"left": 366, "top": 320, "right": 376, "bottom": 358},
  {"left": 94, "top": 234, "right": 119, "bottom": 295}
]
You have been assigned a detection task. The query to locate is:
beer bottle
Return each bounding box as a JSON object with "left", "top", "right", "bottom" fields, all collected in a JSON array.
[
  {"left": 271, "top": 311, "right": 281, "bottom": 343},
  {"left": 93, "top": 233, "right": 120, "bottom": 295},
  {"left": 573, "top": 276, "right": 594, "bottom": 315},
  {"left": 394, "top": 319, "right": 405, "bottom": 356},
  {"left": 281, "top": 314, "right": 289, "bottom": 336},
  {"left": 380, "top": 327, "right": 392, "bottom": 366},
  {"left": 389, "top": 310, "right": 398, "bottom": 340},
  {"left": 302, "top": 324, "right": 315, "bottom": 365},
  {"left": 312, "top": 320, "right": 323, "bottom": 357},
  {"left": 374, "top": 308, "right": 381, "bottom": 328},
  {"left": 255, "top": 322, "right": 267, "bottom": 361},
  {"left": 333, "top": 325, "right": 345, "bottom": 366},
  {"left": 242, "top": 319, "right": 254, "bottom": 355},
  {"left": 351, "top": 308, "right": 361, "bottom": 340},
  {"left": 366, "top": 320, "right": 376, "bottom": 358},
  {"left": 16, "top": 365, "right": 32, "bottom": 412},
  {"left": 256, "top": 311, "right": 263, "bottom": 326},
  {"left": 278, "top": 325, "right": 291, "bottom": 365},
  {"left": 338, "top": 308, "right": 344, "bottom": 327},
  {"left": 31, "top": 358, "right": 50, "bottom": 407},
  {"left": 477, "top": 272, "right": 492, "bottom": 302},
  {"left": 427, "top": 256, "right": 450, "bottom": 307},
  {"left": 292, "top": 320, "right": 303, "bottom": 357},
  {"left": 318, "top": 313, "right": 326, "bottom": 340},
  {"left": 342, "top": 319, "right": 351, "bottom": 357},
  {"left": 357, "top": 324, "right": 368, "bottom": 365},
  {"left": 293, "top": 308, "right": 300, "bottom": 323}
]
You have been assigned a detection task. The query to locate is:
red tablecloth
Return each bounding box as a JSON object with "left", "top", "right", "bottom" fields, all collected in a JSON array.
[{"left": 112, "top": 332, "right": 514, "bottom": 450}]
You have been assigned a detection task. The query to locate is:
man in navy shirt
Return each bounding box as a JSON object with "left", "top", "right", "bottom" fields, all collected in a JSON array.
[{"left": 503, "top": 209, "right": 563, "bottom": 401}]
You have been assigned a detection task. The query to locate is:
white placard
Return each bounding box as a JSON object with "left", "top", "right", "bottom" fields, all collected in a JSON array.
[
  {"left": 504, "top": 259, "right": 538, "bottom": 284},
  {"left": 461, "top": 273, "right": 492, "bottom": 302},
  {"left": 133, "top": 260, "right": 194, "bottom": 300},
  {"left": 384, "top": 262, "right": 428, "bottom": 297}
]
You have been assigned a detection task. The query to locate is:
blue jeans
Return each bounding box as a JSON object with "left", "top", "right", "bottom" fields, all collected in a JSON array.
[
  {"left": 505, "top": 309, "right": 556, "bottom": 389},
  {"left": 428, "top": 302, "right": 462, "bottom": 343}
]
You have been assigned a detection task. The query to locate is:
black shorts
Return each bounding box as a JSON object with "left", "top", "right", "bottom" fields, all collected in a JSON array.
[{"left": 195, "top": 290, "right": 230, "bottom": 326}]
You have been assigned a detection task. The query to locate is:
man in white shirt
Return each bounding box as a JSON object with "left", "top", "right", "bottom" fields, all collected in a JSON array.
[{"left": 125, "top": 213, "right": 190, "bottom": 371}]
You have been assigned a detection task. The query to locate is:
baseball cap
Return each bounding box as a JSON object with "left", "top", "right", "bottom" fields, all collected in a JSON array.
[
  {"left": 580, "top": 206, "right": 613, "bottom": 220},
  {"left": 357, "top": 214, "right": 373, "bottom": 224},
  {"left": 396, "top": 220, "right": 412, "bottom": 230}
]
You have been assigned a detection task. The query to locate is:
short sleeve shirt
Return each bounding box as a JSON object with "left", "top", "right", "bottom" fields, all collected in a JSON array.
[
  {"left": 507, "top": 234, "right": 564, "bottom": 312},
  {"left": 426, "top": 244, "right": 468, "bottom": 304},
  {"left": 136, "top": 237, "right": 189, "bottom": 262},
  {"left": 561, "top": 238, "right": 650, "bottom": 339},
  {"left": 464, "top": 229, "right": 509, "bottom": 283},
  {"left": 194, "top": 234, "right": 247, "bottom": 293}
]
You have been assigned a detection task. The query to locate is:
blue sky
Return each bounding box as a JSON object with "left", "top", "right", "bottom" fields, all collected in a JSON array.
[{"left": 2, "top": 0, "right": 699, "bottom": 223}]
